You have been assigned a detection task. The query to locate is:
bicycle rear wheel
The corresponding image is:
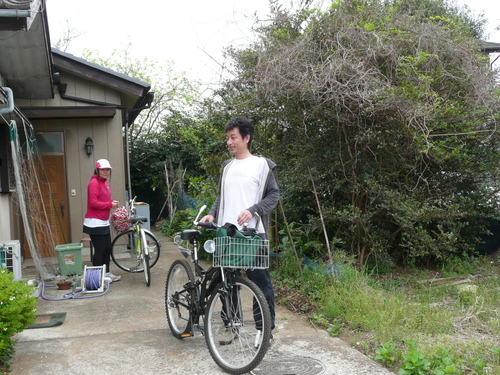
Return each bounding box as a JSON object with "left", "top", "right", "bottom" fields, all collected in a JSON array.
[
  {"left": 111, "top": 230, "right": 160, "bottom": 272},
  {"left": 165, "top": 259, "right": 194, "bottom": 339},
  {"left": 111, "top": 230, "right": 140, "bottom": 272},
  {"left": 204, "top": 275, "right": 271, "bottom": 375}
]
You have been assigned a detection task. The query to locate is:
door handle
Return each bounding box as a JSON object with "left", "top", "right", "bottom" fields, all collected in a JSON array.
[{"left": 60, "top": 201, "right": 65, "bottom": 219}]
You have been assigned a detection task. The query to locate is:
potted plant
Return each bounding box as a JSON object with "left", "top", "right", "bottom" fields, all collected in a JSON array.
[
  {"left": 56, "top": 279, "right": 72, "bottom": 290},
  {"left": 56, "top": 275, "right": 78, "bottom": 290}
]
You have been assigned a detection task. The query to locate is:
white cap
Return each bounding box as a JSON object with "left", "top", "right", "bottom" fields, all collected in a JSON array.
[{"left": 95, "top": 159, "right": 112, "bottom": 169}]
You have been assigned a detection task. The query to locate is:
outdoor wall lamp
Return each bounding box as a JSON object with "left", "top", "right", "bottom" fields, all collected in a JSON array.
[{"left": 85, "top": 137, "right": 94, "bottom": 156}]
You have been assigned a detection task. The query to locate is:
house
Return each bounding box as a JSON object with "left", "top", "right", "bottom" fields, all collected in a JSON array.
[
  {"left": 481, "top": 41, "right": 500, "bottom": 68},
  {"left": 0, "top": 0, "right": 152, "bottom": 267}
]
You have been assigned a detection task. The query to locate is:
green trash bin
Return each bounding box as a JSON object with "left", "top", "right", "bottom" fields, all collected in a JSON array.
[{"left": 55, "top": 243, "right": 83, "bottom": 276}]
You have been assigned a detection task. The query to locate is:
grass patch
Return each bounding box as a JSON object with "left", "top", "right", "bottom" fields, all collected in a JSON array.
[{"left": 272, "top": 251, "right": 500, "bottom": 374}]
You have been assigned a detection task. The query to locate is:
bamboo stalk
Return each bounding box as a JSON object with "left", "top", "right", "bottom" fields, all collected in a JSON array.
[
  {"left": 279, "top": 197, "right": 304, "bottom": 283},
  {"left": 307, "top": 167, "right": 334, "bottom": 267}
]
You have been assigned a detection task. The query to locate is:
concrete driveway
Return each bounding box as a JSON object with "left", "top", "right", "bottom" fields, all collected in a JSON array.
[{"left": 12, "top": 231, "right": 393, "bottom": 375}]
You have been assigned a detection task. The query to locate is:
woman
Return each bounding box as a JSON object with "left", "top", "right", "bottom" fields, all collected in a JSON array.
[{"left": 83, "top": 159, "right": 121, "bottom": 282}]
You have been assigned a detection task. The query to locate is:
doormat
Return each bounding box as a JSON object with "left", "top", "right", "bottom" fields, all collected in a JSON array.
[{"left": 27, "top": 313, "right": 66, "bottom": 329}]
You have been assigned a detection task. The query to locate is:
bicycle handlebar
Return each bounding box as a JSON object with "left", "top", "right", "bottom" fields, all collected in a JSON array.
[
  {"left": 190, "top": 204, "right": 261, "bottom": 234},
  {"left": 194, "top": 221, "right": 218, "bottom": 229},
  {"left": 129, "top": 196, "right": 137, "bottom": 209},
  {"left": 127, "top": 196, "right": 138, "bottom": 217}
]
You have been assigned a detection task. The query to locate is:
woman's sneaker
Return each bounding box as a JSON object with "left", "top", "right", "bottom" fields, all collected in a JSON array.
[{"left": 106, "top": 272, "right": 121, "bottom": 282}]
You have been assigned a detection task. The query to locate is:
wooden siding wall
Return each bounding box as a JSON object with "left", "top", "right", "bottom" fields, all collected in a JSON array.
[{"left": 16, "top": 71, "right": 127, "bottom": 245}]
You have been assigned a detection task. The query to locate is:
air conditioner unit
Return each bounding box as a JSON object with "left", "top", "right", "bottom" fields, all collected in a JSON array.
[{"left": 0, "top": 240, "right": 22, "bottom": 281}]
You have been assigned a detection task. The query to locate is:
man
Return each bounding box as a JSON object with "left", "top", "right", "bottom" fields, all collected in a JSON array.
[{"left": 200, "top": 116, "right": 279, "bottom": 342}]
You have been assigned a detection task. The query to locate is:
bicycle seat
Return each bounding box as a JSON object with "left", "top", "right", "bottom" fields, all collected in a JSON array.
[
  {"left": 131, "top": 216, "right": 148, "bottom": 224},
  {"left": 181, "top": 229, "right": 202, "bottom": 240}
]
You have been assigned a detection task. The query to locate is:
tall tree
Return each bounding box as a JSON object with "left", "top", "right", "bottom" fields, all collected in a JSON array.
[{"left": 221, "top": 0, "right": 500, "bottom": 267}]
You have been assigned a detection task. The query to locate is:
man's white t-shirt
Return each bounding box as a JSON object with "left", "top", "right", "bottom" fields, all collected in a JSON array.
[{"left": 219, "top": 155, "right": 268, "bottom": 232}]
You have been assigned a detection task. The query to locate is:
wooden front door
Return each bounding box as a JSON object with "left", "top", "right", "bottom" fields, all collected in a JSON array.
[{"left": 24, "top": 135, "right": 69, "bottom": 258}]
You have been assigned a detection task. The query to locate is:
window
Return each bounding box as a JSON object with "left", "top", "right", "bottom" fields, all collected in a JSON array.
[{"left": 35, "top": 132, "right": 64, "bottom": 153}]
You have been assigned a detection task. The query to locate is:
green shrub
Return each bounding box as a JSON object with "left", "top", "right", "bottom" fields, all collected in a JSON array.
[
  {"left": 161, "top": 208, "right": 215, "bottom": 261},
  {"left": 375, "top": 342, "right": 396, "bottom": 366},
  {"left": 399, "top": 341, "right": 431, "bottom": 375},
  {"left": 273, "top": 233, "right": 500, "bottom": 373},
  {"left": 159, "top": 208, "right": 195, "bottom": 237},
  {"left": 0, "top": 268, "right": 37, "bottom": 372}
]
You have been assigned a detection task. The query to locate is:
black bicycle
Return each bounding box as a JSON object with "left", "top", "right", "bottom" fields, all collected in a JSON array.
[{"left": 165, "top": 205, "right": 272, "bottom": 375}]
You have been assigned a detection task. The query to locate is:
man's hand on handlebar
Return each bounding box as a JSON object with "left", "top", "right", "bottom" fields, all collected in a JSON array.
[
  {"left": 197, "top": 214, "right": 217, "bottom": 230},
  {"left": 237, "top": 209, "right": 253, "bottom": 227},
  {"left": 200, "top": 214, "right": 214, "bottom": 223}
]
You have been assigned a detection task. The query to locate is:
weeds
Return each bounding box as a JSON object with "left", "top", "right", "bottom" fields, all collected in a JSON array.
[
  {"left": 399, "top": 341, "right": 431, "bottom": 375},
  {"left": 272, "top": 250, "right": 500, "bottom": 374},
  {"left": 375, "top": 342, "right": 396, "bottom": 366},
  {"left": 489, "top": 348, "right": 500, "bottom": 364}
]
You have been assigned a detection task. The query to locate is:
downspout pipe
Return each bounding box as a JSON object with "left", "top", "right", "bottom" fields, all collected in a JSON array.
[
  {"left": 0, "top": 10, "right": 30, "bottom": 18},
  {"left": 0, "top": 87, "right": 14, "bottom": 115},
  {"left": 124, "top": 112, "right": 132, "bottom": 202}
]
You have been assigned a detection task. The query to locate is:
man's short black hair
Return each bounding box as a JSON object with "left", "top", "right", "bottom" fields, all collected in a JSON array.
[{"left": 224, "top": 116, "right": 254, "bottom": 151}]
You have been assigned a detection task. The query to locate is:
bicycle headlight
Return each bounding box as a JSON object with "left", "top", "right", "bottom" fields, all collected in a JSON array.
[
  {"left": 204, "top": 240, "right": 215, "bottom": 254},
  {"left": 174, "top": 234, "right": 182, "bottom": 245}
]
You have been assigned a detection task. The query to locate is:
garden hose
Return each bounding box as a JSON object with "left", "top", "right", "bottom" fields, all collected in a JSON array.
[{"left": 40, "top": 267, "right": 111, "bottom": 301}]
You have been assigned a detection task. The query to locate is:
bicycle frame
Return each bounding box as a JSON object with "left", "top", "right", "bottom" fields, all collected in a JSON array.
[
  {"left": 174, "top": 211, "right": 244, "bottom": 334},
  {"left": 177, "top": 237, "right": 222, "bottom": 332},
  {"left": 133, "top": 221, "right": 149, "bottom": 257},
  {"left": 127, "top": 197, "right": 151, "bottom": 285},
  {"left": 127, "top": 197, "right": 149, "bottom": 260}
]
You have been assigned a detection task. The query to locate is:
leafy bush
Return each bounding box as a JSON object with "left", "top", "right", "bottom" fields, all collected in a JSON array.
[
  {"left": 0, "top": 268, "right": 37, "bottom": 372},
  {"left": 160, "top": 208, "right": 215, "bottom": 261},
  {"left": 160, "top": 208, "right": 197, "bottom": 237}
]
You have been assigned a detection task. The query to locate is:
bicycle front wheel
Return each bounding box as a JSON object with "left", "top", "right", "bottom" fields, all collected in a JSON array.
[
  {"left": 165, "top": 259, "right": 194, "bottom": 339},
  {"left": 143, "top": 229, "right": 160, "bottom": 268},
  {"left": 141, "top": 229, "right": 151, "bottom": 286},
  {"left": 142, "top": 253, "right": 151, "bottom": 286},
  {"left": 204, "top": 275, "right": 272, "bottom": 375}
]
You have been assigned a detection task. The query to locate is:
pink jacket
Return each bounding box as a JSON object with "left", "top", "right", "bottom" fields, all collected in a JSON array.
[{"left": 85, "top": 175, "right": 113, "bottom": 220}]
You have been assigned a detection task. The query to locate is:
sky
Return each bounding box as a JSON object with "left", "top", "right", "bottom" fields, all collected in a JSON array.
[
  {"left": 45, "top": 0, "right": 275, "bottom": 87},
  {"left": 46, "top": 0, "right": 499, "bottom": 87},
  {"left": 457, "top": 0, "right": 500, "bottom": 41}
]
